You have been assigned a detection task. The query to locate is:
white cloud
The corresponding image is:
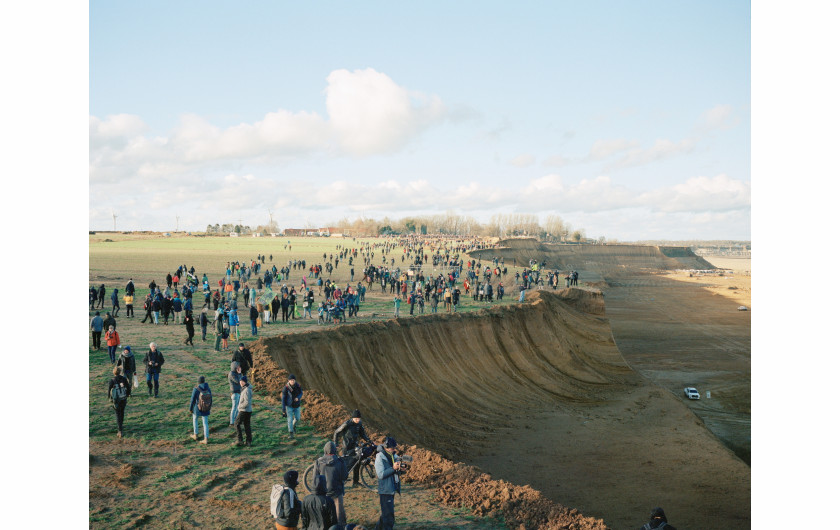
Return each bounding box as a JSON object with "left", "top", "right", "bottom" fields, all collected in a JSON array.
[
  {"left": 638, "top": 174, "right": 751, "bottom": 212},
  {"left": 325, "top": 68, "right": 447, "bottom": 157},
  {"left": 699, "top": 104, "right": 739, "bottom": 131},
  {"left": 587, "top": 138, "right": 639, "bottom": 161}
]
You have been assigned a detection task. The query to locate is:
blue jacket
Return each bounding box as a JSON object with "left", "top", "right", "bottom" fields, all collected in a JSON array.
[
  {"left": 189, "top": 383, "right": 212, "bottom": 417},
  {"left": 374, "top": 445, "right": 401, "bottom": 495},
  {"left": 228, "top": 311, "right": 239, "bottom": 326}
]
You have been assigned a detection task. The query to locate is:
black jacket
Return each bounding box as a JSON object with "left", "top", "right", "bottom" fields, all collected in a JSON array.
[
  {"left": 232, "top": 347, "right": 253, "bottom": 373},
  {"left": 117, "top": 352, "right": 136, "bottom": 375},
  {"left": 300, "top": 475, "right": 337, "bottom": 530},
  {"left": 315, "top": 443, "right": 348, "bottom": 497},
  {"left": 108, "top": 375, "right": 131, "bottom": 401},
  {"left": 333, "top": 419, "right": 370, "bottom": 454},
  {"left": 143, "top": 348, "right": 165, "bottom": 374},
  {"left": 282, "top": 382, "right": 303, "bottom": 409}
]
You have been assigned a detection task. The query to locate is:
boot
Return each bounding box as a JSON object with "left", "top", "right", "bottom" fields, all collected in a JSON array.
[
  {"left": 117, "top": 431, "right": 122, "bottom": 438},
  {"left": 190, "top": 433, "right": 198, "bottom": 441}
]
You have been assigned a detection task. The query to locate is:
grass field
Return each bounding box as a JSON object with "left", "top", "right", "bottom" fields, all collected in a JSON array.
[{"left": 89, "top": 233, "right": 512, "bottom": 528}]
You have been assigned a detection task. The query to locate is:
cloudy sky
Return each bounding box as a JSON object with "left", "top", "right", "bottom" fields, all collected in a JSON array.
[{"left": 89, "top": 1, "right": 751, "bottom": 240}]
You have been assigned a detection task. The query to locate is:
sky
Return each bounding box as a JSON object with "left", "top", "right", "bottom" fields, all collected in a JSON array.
[{"left": 88, "top": 1, "right": 751, "bottom": 240}]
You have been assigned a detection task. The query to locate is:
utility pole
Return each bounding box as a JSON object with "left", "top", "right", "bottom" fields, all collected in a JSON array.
[
  {"left": 112, "top": 211, "right": 117, "bottom": 231},
  {"left": 176, "top": 216, "right": 179, "bottom": 232}
]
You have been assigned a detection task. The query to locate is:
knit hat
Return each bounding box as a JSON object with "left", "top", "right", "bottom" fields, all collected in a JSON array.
[
  {"left": 288, "top": 374, "right": 296, "bottom": 381},
  {"left": 198, "top": 375, "right": 205, "bottom": 384},
  {"left": 384, "top": 437, "right": 398, "bottom": 448},
  {"left": 352, "top": 409, "right": 362, "bottom": 419}
]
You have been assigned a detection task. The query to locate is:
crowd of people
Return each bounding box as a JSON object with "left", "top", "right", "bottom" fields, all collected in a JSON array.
[{"left": 92, "top": 238, "right": 642, "bottom": 529}]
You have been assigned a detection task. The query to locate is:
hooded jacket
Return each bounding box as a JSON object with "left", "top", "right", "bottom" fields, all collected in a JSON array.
[
  {"left": 238, "top": 382, "right": 253, "bottom": 412},
  {"left": 232, "top": 347, "right": 253, "bottom": 373},
  {"left": 333, "top": 419, "right": 370, "bottom": 454},
  {"left": 229, "top": 362, "right": 242, "bottom": 393},
  {"left": 189, "top": 382, "right": 212, "bottom": 417},
  {"left": 315, "top": 441, "right": 348, "bottom": 497},
  {"left": 374, "top": 445, "right": 401, "bottom": 495},
  {"left": 301, "top": 475, "right": 337, "bottom": 530},
  {"left": 117, "top": 348, "right": 136, "bottom": 375}
]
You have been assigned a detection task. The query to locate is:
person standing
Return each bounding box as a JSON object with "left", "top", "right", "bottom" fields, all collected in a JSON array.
[
  {"left": 281, "top": 374, "right": 303, "bottom": 438},
  {"left": 123, "top": 291, "right": 134, "bottom": 318},
  {"left": 97, "top": 284, "right": 106, "bottom": 309},
  {"left": 232, "top": 343, "right": 253, "bottom": 377},
  {"left": 183, "top": 312, "right": 195, "bottom": 346},
  {"left": 233, "top": 375, "right": 253, "bottom": 447},
  {"left": 199, "top": 308, "right": 209, "bottom": 341},
  {"left": 333, "top": 410, "right": 372, "bottom": 486},
  {"left": 271, "top": 470, "right": 303, "bottom": 530},
  {"left": 107, "top": 365, "right": 131, "bottom": 438},
  {"left": 104, "top": 325, "right": 120, "bottom": 364},
  {"left": 90, "top": 311, "right": 104, "bottom": 350},
  {"left": 301, "top": 475, "right": 338, "bottom": 530},
  {"left": 143, "top": 342, "right": 165, "bottom": 397},
  {"left": 172, "top": 293, "right": 183, "bottom": 324},
  {"left": 214, "top": 309, "right": 225, "bottom": 351},
  {"left": 374, "top": 437, "right": 403, "bottom": 530},
  {"left": 189, "top": 375, "right": 212, "bottom": 444},
  {"left": 639, "top": 507, "right": 677, "bottom": 530},
  {"left": 250, "top": 304, "right": 259, "bottom": 336},
  {"left": 116, "top": 346, "right": 136, "bottom": 387},
  {"left": 229, "top": 361, "right": 242, "bottom": 425},
  {"left": 315, "top": 441, "right": 348, "bottom": 526},
  {"left": 393, "top": 296, "right": 400, "bottom": 318}
]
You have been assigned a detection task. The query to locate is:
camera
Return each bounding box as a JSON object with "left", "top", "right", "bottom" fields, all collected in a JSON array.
[{"left": 397, "top": 455, "right": 413, "bottom": 470}]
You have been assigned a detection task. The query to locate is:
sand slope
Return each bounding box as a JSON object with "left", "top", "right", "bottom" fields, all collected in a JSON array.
[{"left": 258, "top": 289, "right": 750, "bottom": 528}]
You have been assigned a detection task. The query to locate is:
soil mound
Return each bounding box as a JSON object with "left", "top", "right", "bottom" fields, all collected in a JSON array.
[{"left": 472, "top": 240, "right": 714, "bottom": 273}]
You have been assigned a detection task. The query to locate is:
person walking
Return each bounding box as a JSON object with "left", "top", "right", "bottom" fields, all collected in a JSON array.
[
  {"left": 143, "top": 342, "right": 165, "bottom": 397},
  {"left": 183, "top": 312, "right": 195, "bottom": 346},
  {"left": 374, "top": 437, "right": 403, "bottom": 530},
  {"left": 639, "top": 507, "right": 677, "bottom": 530},
  {"left": 110, "top": 288, "right": 120, "bottom": 317},
  {"left": 90, "top": 311, "right": 104, "bottom": 350},
  {"left": 282, "top": 374, "right": 303, "bottom": 438},
  {"left": 105, "top": 325, "right": 120, "bottom": 364},
  {"left": 117, "top": 346, "right": 136, "bottom": 387},
  {"left": 250, "top": 304, "right": 259, "bottom": 336},
  {"left": 97, "top": 284, "right": 106, "bottom": 309},
  {"left": 189, "top": 376, "right": 212, "bottom": 444},
  {"left": 315, "top": 441, "right": 348, "bottom": 526},
  {"left": 233, "top": 375, "right": 253, "bottom": 447},
  {"left": 107, "top": 365, "right": 131, "bottom": 438},
  {"left": 271, "top": 470, "right": 303, "bottom": 530},
  {"left": 229, "top": 361, "right": 242, "bottom": 425},
  {"left": 301, "top": 475, "right": 338, "bottom": 530}
]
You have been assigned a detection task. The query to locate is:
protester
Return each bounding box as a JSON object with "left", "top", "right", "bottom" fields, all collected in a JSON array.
[
  {"left": 90, "top": 311, "right": 104, "bottom": 350},
  {"left": 315, "top": 441, "right": 348, "bottom": 526},
  {"left": 271, "top": 470, "right": 303, "bottom": 530},
  {"left": 189, "top": 375, "right": 212, "bottom": 444},
  {"left": 282, "top": 374, "right": 303, "bottom": 438},
  {"left": 105, "top": 324, "right": 120, "bottom": 364},
  {"left": 229, "top": 361, "right": 242, "bottom": 425},
  {"left": 301, "top": 475, "right": 338, "bottom": 530},
  {"left": 232, "top": 343, "right": 253, "bottom": 377},
  {"left": 233, "top": 375, "right": 253, "bottom": 447},
  {"left": 183, "top": 312, "right": 195, "bottom": 346},
  {"left": 107, "top": 365, "right": 131, "bottom": 438},
  {"left": 143, "top": 342, "right": 165, "bottom": 397}
]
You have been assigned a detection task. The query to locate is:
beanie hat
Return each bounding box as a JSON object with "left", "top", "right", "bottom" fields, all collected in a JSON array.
[
  {"left": 283, "top": 470, "right": 299, "bottom": 487},
  {"left": 352, "top": 409, "right": 362, "bottom": 419},
  {"left": 288, "top": 374, "right": 296, "bottom": 381},
  {"left": 384, "top": 437, "right": 397, "bottom": 448},
  {"left": 198, "top": 375, "right": 205, "bottom": 384}
]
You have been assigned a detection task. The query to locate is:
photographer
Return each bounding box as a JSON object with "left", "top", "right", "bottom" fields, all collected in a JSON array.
[{"left": 373, "top": 437, "right": 404, "bottom": 530}]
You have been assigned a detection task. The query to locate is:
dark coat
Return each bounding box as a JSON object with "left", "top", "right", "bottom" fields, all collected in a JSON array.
[
  {"left": 300, "top": 475, "right": 337, "bottom": 530},
  {"left": 315, "top": 443, "right": 348, "bottom": 497},
  {"left": 282, "top": 381, "right": 303, "bottom": 409},
  {"left": 108, "top": 375, "right": 132, "bottom": 401},
  {"left": 333, "top": 419, "right": 370, "bottom": 455},
  {"left": 189, "top": 382, "right": 211, "bottom": 417},
  {"left": 143, "top": 348, "right": 165, "bottom": 374},
  {"left": 232, "top": 347, "right": 253, "bottom": 373},
  {"left": 117, "top": 351, "right": 136, "bottom": 376}
]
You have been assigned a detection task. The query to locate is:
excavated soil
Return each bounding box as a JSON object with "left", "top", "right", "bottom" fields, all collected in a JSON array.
[{"left": 252, "top": 280, "right": 750, "bottom": 528}]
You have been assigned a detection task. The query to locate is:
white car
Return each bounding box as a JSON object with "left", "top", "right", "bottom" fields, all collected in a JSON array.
[{"left": 684, "top": 387, "right": 700, "bottom": 400}]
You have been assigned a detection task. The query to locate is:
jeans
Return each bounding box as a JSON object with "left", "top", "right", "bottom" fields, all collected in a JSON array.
[
  {"left": 230, "top": 393, "right": 240, "bottom": 424},
  {"left": 152, "top": 311, "right": 159, "bottom": 324},
  {"left": 108, "top": 345, "right": 118, "bottom": 363},
  {"left": 193, "top": 413, "right": 209, "bottom": 438},
  {"left": 146, "top": 372, "right": 160, "bottom": 395},
  {"left": 285, "top": 406, "right": 300, "bottom": 433},
  {"left": 251, "top": 320, "right": 257, "bottom": 335}
]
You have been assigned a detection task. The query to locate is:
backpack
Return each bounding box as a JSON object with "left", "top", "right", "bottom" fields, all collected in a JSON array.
[
  {"left": 197, "top": 387, "right": 212, "bottom": 413},
  {"left": 111, "top": 382, "right": 128, "bottom": 402},
  {"left": 270, "top": 484, "right": 295, "bottom": 520}
]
